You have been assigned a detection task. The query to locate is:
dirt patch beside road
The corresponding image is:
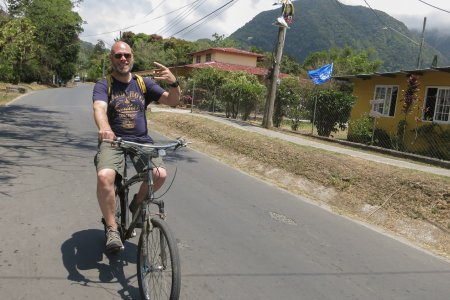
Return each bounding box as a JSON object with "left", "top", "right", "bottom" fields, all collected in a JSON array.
[
  {"left": 0, "top": 82, "right": 49, "bottom": 106},
  {"left": 149, "top": 112, "right": 450, "bottom": 259}
]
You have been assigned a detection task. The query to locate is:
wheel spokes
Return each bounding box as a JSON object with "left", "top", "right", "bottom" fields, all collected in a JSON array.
[{"left": 140, "top": 226, "right": 173, "bottom": 299}]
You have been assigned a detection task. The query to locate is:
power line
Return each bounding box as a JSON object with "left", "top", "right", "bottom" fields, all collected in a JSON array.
[
  {"left": 79, "top": 0, "right": 202, "bottom": 38},
  {"left": 362, "top": 0, "right": 386, "bottom": 25},
  {"left": 143, "top": 0, "right": 164, "bottom": 18},
  {"left": 417, "top": 0, "right": 450, "bottom": 14},
  {"left": 158, "top": 0, "right": 206, "bottom": 34},
  {"left": 169, "top": 0, "right": 237, "bottom": 37},
  {"left": 180, "top": 0, "right": 240, "bottom": 38},
  {"left": 158, "top": 0, "right": 207, "bottom": 36},
  {"left": 360, "top": 0, "right": 421, "bottom": 46}
]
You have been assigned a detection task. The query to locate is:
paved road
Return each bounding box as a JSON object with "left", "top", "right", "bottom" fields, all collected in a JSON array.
[{"left": 1, "top": 84, "right": 450, "bottom": 299}]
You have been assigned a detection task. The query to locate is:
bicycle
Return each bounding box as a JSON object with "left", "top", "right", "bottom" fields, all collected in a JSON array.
[{"left": 101, "top": 137, "right": 186, "bottom": 300}]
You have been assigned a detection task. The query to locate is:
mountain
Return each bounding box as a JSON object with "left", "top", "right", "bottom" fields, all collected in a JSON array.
[
  {"left": 230, "top": 0, "right": 449, "bottom": 71},
  {"left": 417, "top": 29, "right": 450, "bottom": 63}
]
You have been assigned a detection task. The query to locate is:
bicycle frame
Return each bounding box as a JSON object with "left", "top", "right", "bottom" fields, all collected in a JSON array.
[
  {"left": 116, "top": 149, "right": 166, "bottom": 240},
  {"left": 104, "top": 137, "right": 185, "bottom": 299}
]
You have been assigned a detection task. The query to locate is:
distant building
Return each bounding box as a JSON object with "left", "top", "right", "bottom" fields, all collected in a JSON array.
[{"left": 135, "top": 47, "right": 289, "bottom": 82}]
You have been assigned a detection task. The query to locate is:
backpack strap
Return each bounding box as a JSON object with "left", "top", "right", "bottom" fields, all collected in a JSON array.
[
  {"left": 135, "top": 74, "right": 147, "bottom": 97},
  {"left": 106, "top": 74, "right": 113, "bottom": 102},
  {"left": 106, "top": 74, "right": 147, "bottom": 102}
]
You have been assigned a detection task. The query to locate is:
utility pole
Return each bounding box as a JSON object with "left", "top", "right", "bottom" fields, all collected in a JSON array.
[
  {"left": 262, "top": 26, "right": 287, "bottom": 129},
  {"left": 101, "top": 58, "right": 105, "bottom": 78},
  {"left": 416, "top": 17, "right": 427, "bottom": 69}
]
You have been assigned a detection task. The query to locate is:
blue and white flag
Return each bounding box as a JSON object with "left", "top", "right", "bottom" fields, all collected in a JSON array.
[{"left": 308, "top": 63, "right": 333, "bottom": 85}]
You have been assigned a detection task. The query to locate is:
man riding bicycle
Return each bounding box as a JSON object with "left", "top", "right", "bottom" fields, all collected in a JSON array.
[{"left": 92, "top": 41, "right": 180, "bottom": 253}]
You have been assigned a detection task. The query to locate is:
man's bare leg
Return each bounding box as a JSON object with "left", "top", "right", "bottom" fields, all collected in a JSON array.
[
  {"left": 97, "top": 168, "right": 124, "bottom": 252},
  {"left": 135, "top": 167, "right": 167, "bottom": 204},
  {"left": 97, "top": 168, "right": 117, "bottom": 227}
]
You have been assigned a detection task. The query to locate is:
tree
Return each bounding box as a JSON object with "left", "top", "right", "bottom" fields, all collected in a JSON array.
[
  {"left": 0, "top": 16, "right": 36, "bottom": 82},
  {"left": 84, "top": 40, "right": 108, "bottom": 81},
  {"left": 219, "top": 72, "right": 266, "bottom": 120},
  {"left": 303, "top": 45, "right": 382, "bottom": 76},
  {"left": 132, "top": 39, "right": 167, "bottom": 71},
  {"left": 274, "top": 76, "right": 312, "bottom": 130},
  {"left": 307, "top": 89, "right": 356, "bottom": 137},
  {"left": 4, "top": 0, "right": 84, "bottom": 83},
  {"left": 163, "top": 38, "right": 197, "bottom": 66},
  {"left": 210, "top": 33, "right": 238, "bottom": 48},
  {"left": 121, "top": 31, "right": 136, "bottom": 48},
  {"left": 258, "top": 52, "right": 304, "bottom": 76},
  {"left": 189, "top": 67, "right": 228, "bottom": 112}
]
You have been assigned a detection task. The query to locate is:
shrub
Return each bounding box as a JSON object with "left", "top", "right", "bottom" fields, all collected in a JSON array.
[
  {"left": 348, "top": 113, "right": 373, "bottom": 144},
  {"left": 307, "top": 89, "right": 356, "bottom": 137}
]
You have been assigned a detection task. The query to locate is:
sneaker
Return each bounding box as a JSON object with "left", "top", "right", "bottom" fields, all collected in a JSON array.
[
  {"left": 105, "top": 225, "right": 124, "bottom": 253},
  {"left": 129, "top": 194, "right": 143, "bottom": 228}
]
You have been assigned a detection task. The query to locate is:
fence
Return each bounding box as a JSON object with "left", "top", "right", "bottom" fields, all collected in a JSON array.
[{"left": 179, "top": 84, "right": 450, "bottom": 163}]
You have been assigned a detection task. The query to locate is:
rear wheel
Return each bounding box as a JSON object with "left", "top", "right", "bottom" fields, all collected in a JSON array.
[{"left": 137, "top": 217, "right": 181, "bottom": 300}]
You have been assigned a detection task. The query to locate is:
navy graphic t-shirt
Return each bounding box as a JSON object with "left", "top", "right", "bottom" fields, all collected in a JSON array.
[{"left": 93, "top": 75, "right": 165, "bottom": 143}]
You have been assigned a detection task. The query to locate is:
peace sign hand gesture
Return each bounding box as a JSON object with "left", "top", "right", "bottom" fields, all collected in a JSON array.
[{"left": 153, "top": 62, "right": 177, "bottom": 85}]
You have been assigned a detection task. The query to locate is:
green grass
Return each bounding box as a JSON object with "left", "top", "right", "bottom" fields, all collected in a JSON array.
[
  {"left": 0, "top": 82, "right": 49, "bottom": 106},
  {"left": 0, "top": 93, "right": 18, "bottom": 106}
]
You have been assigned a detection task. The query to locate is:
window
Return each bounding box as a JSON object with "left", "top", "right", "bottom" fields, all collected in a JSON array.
[
  {"left": 424, "top": 87, "right": 450, "bottom": 123},
  {"left": 371, "top": 85, "right": 398, "bottom": 117},
  {"left": 195, "top": 56, "right": 201, "bottom": 63},
  {"left": 206, "top": 54, "right": 212, "bottom": 62}
]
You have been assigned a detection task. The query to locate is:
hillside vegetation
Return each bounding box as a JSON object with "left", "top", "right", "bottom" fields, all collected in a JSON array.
[{"left": 231, "top": 0, "right": 449, "bottom": 71}]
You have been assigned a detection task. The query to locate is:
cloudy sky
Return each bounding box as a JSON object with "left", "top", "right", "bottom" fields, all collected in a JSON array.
[{"left": 77, "top": 0, "right": 450, "bottom": 47}]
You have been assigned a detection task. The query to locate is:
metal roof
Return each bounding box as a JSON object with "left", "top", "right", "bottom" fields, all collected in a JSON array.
[{"left": 333, "top": 66, "right": 450, "bottom": 80}]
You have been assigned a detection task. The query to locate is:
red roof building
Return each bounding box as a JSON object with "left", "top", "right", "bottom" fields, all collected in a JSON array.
[{"left": 136, "top": 47, "right": 289, "bottom": 82}]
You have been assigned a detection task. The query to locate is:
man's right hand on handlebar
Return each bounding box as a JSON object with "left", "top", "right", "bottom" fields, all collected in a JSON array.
[{"left": 98, "top": 129, "right": 116, "bottom": 142}]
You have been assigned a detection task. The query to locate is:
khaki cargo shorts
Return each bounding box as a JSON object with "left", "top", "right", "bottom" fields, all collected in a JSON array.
[{"left": 94, "top": 142, "right": 165, "bottom": 178}]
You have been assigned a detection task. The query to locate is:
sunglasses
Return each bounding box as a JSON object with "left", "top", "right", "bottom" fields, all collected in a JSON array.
[{"left": 113, "top": 53, "right": 132, "bottom": 59}]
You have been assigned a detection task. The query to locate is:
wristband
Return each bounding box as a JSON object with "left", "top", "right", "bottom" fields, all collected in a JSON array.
[{"left": 169, "top": 80, "right": 179, "bottom": 88}]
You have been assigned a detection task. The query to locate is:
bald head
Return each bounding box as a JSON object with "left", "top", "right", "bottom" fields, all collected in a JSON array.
[{"left": 110, "top": 41, "right": 132, "bottom": 55}]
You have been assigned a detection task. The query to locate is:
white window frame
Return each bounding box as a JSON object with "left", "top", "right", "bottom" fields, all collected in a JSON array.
[
  {"left": 423, "top": 86, "right": 450, "bottom": 124},
  {"left": 370, "top": 85, "right": 398, "bottom": 117}
]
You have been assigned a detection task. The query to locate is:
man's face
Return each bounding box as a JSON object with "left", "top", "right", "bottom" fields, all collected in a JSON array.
[{"left": 110, "top": 43, "right": 134, "bottom": 75}]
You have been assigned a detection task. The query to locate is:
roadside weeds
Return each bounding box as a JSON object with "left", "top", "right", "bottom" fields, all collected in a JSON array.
[
  {"left": 149, "top": 111, "right": 450, "bottom": 260},
  {"left": 0, "top": 82, "right": 49, "bottom": 106}
]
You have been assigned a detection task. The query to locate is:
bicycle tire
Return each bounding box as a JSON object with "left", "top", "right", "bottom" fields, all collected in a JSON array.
[{"left": 137, "top": 217, "right": 181, "bottom": 300}]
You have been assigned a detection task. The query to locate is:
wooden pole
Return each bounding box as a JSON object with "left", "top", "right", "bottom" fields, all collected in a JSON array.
[
  {"left": 262, "top": 26, "right": 287, "bottom": 129},
  {"left": 191, "top": 81, "right": 195, "bottom": 113},
  {"left": 416, "top": 17, "right": 427, "bottom": 69}
]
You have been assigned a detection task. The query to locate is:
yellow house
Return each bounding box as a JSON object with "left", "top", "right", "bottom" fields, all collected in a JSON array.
[
  {"left": 335, "top": 67, "right": 450, "bottom": 160},
  {"left": 190, "top": 47, "right": 263, "bottom": 66}
]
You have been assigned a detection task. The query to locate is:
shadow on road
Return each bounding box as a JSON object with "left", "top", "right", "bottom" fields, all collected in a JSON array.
[
  {"left": 0, "top": 105, "right": 97, "bottom": 186},
  {"left": 61, "top": 229, "right": 140, "bottom": 299}
]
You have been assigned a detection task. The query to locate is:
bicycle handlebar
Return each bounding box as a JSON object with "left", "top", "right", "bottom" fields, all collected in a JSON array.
[{"left": 102, "top": 137, "right": 187, "bottom": 157}]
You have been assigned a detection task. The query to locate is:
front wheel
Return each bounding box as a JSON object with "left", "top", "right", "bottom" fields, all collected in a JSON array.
[{"left": 137, "top": 217, "right": 181, "bottom": 300}]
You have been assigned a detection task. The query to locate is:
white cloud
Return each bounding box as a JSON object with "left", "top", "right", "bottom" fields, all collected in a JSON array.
[
  {"left": 78, "top": 0, "right": 450, "bottom": 46},
  {"left": 78, "top": 0, "right": 277, "bottom": 45}
]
